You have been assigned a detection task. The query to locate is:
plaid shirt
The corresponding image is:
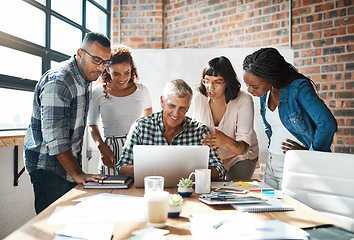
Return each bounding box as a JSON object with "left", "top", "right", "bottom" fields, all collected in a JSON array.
[
  {"left": 24, "top": 56, "right": 91, "bottom": 182},
  {"left": 117, "top": 111, "right": 225, "bottom": 179}
]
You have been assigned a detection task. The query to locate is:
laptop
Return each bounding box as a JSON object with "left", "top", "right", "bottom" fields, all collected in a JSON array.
[{"left": 133, "top": 145, "right": 209, "bottom": 188}]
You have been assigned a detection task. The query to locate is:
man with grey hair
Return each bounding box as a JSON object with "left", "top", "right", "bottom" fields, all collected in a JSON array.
[{"left": 117, "top": 79, "right": 225, "bottom": 179}]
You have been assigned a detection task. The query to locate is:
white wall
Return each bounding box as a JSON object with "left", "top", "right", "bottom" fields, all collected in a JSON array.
[
  {"left": 88, "top": 47, "right": 294, "bottom": 169},
  {"left": 0, "top": 146, "right": 35, "bottom": 239}
]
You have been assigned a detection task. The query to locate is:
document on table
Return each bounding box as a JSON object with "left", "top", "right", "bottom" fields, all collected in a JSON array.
[
  {"left": 189, "top": 213, "right": 309, "bottom": 240},
  {"left": 54, "top": 223, "right": 114, "bottom": 240},
  {"left": 48, "top": 193, "right": 145, "bottom": 224}
]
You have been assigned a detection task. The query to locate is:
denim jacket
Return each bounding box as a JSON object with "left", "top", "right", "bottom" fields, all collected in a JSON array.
[{"left": 260, "top": 78, "right": 337, "bottom": 152}]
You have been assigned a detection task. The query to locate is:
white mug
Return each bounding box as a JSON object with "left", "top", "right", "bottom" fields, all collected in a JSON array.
[{"left": 188, "top": 169, "right": 211, "bottom": 194}]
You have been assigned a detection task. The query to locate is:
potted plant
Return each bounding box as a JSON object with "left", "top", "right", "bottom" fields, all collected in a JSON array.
[
  {"left": 168, "top": 194, "right": 183, "bottom": 218},
  {"left": 177, "top": 178, "right": 193, "bottom": 197}
]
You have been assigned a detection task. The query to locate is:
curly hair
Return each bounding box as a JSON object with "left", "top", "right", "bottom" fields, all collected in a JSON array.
[
  {"left": 197, "top": 56, "right": 241, "bottom": 103},
  {"left": 101, "top": 44, "right": 138, "bottom": 98},
  {"left": 242, "top": 47, "right": 312, "bottom": 89}
]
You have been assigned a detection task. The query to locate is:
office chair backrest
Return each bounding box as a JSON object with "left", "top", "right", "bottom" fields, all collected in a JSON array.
[{"left": 282, "top": 150, "right": 354, "bottom": 232}]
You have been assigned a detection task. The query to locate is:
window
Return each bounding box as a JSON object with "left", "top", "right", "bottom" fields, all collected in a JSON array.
[
  {"left": 0, "top": 46, "right": 42, "bottom": 80},
  {"left": 0, "top": 0, "right": 111, "bottom": 130},
  {"left": 0, "top": 0, "right": 45, "bottom": 46},
  {"left": 0, "top": 89, "right": 34, "bottom": 130},
  {"left": 87, "top": 1, "right": 108, "bottom": 34},
  {"left": 51, "top": 16, "right": 83, "bottom": 55},
  {"left": 51, "top": 0, "right": 82, "bottom": 25}
]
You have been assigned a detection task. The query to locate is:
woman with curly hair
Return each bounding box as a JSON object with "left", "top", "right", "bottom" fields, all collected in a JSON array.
[{"left": 88, "top": 45, "right": 152, "bottom": 175}]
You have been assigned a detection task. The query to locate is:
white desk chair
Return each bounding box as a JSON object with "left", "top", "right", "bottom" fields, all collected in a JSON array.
[{"left": 282, "top": 150, "right": 354, "bottom": 232}]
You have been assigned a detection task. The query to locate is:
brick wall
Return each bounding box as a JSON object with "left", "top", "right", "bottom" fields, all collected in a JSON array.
[
  {"left": 291, "top": 0, "right": 353, "bottom": 153},
  {"left": 112, "top": 0, "right": 164, "bottom": 48},
  {"left": 112, "top": 0, "right": 353, "bottom": 154}
]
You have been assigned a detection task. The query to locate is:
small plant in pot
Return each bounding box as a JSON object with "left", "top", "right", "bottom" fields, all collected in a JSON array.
[
  {"left": 168, "top": 194, "right": 183, "bottom": 218},
  {"left": 177, "top": 178, "right": 193, "bottom": 197}
]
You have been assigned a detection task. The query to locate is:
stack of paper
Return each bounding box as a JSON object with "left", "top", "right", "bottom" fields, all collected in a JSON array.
[
  {"left": 189, "top": 213, "right": 309, "bottom": 240},
  {"left": 48, "top": 193, "right": 145, "bottom": 224},
  {"left": 49, "top": 193, "right": 146, "bottom": 239},
  {"left": 54, "top": 223, "right": 114, "bottom": 240}
]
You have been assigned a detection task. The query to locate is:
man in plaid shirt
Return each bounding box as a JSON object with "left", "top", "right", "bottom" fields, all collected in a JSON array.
[
  {"left": 24, "top": 32, "right": 111, "bottom": 214},
  {"left": 117, "top": 79, "right": 225, "bottom": 179}
]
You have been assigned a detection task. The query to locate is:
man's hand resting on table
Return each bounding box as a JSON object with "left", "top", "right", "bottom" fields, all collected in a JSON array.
[{"left": 72, "top": 173, "right": 107, "bottom": 184}]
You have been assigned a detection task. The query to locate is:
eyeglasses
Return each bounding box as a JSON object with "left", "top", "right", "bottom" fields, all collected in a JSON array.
[
  {"left": 81, "top": 48, "right": 111, "bottom": 67},
  {"left": 201, "top": 79, "right": 225, "bottom": 88}
]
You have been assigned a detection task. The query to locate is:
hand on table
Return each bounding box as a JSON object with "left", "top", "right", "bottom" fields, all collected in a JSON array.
[{"left": 73, "top": 173, "right": 106, "bottom": 184}]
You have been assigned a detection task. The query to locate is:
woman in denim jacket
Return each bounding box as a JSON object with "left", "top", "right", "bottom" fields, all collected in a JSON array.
[{"left": 242, "top": 47, "right": 337, "bottom": 190}]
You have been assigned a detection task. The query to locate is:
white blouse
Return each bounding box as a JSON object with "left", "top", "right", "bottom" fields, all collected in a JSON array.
[{"left": 194, "top": 90, "right": 259, "bottom": 170}]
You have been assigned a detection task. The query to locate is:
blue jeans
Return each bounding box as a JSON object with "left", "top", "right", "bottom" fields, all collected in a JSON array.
[{"left": 29, "top": 169, "right": 77, "bottom": 214}]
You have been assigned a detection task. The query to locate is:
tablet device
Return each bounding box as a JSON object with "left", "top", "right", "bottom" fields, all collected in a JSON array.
[{"left": 199, "top": 196, "right": 266, "bottom": 205}]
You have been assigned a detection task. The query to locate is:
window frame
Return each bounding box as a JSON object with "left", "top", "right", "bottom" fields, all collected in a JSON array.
[{"left": 0, "top": 0, "right": 111, "bottom": 92}]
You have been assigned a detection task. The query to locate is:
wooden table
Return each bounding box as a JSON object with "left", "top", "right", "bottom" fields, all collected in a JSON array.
[{"left": 5, "top": 184, "right": 336, "bottom": 240}]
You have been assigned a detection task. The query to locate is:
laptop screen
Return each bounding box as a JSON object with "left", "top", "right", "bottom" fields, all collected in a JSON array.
[{"left": 133, "top": 145, "right": 209, "bottom": 187}]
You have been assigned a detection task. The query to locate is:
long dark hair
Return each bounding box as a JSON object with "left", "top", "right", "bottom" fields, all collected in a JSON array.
[
  {"left": 102, "top": 45, "right": 138, "bottom": 98},
  {"left": 242, "top": 47, "right": 315, "bottom": 89},
  {"left": 197, "top": 56, "right": 241, "bottom": 103}
]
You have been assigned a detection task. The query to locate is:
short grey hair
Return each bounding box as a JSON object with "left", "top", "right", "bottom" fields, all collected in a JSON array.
[{"left": 162, "top": 79, "right": 193, "bottom": 102}]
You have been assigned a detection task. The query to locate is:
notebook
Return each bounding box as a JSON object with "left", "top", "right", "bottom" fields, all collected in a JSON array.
[
  {"left": 133, "top": 145, "right": 209, "bottom": 187},
  {"left": 232, "top": 198, "right": 294, "bottom": 213},
  {"left": 84, "top": 178, "right": 133, "bottom": 189},
  {"left": 99, "top": 175, "right": 130, "bottom": 184}
]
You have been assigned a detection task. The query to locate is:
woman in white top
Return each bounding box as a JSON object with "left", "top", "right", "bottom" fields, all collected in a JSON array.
[
  {"left": 88, "top": 45, "right": 152, "bottom": 175},
  {"left": 194, "top": 56, "right": 259, "bottom": 180}
]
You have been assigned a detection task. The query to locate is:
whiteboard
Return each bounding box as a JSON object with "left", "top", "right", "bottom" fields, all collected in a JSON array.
[
  {"left": 85, "top": 47, "right": 294, "bottom": 171},
  {"left": 131, "top": 47, "right": 294, "bottom": 163}
]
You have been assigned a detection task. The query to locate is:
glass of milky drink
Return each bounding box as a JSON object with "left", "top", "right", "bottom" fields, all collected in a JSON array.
[{"left": 144, "top": 191, "right": 170, "bottom": 228}]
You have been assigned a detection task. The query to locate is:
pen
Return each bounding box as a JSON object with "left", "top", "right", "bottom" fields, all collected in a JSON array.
[
  {"left": 200, "top": 193, "right": 247, "bottom": 199},
  {"left": 55, "top": 232, "right": 87, "bottom": 240},
  {"left": 200, "top": 193, "right": 234, "bottom": 198},
  {"left": 213, "top": 218, "right": 231, "bottom": 229},
  {"left": 214, "top": 187, "right": 249, "bottom": 194}
]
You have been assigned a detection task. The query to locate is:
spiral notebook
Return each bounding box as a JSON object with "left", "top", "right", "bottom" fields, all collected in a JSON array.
[{"left": 232, "top": 198, "right": 294, "bottom": 213}]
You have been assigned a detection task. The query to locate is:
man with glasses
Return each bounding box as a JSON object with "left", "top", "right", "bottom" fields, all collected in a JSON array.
[
  {"left": 117, "top": 79, "right": 225, "bottom": 180},
  {"left": 24, "top": 32, "right": 111, "bottom": 214}
]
